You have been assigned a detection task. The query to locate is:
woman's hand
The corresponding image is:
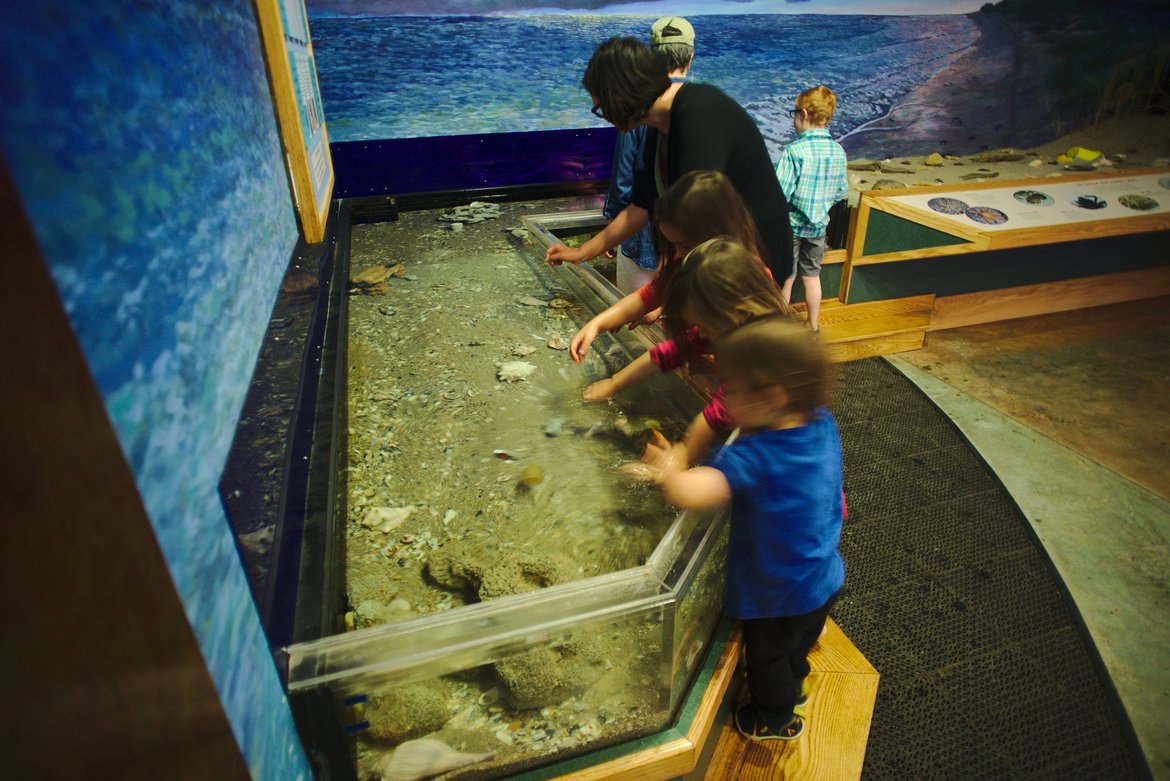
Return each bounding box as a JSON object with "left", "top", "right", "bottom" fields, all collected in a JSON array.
[{"left": 545, "top": 243, "right": 586, "bottom": 266}]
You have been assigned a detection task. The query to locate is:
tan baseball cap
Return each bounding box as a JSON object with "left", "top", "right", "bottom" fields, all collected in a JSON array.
[{"left": 650, "top": 17, "right": 695, "bottom": 49}]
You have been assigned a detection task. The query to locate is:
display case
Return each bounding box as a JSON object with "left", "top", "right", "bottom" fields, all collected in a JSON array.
[
  {"left": 840, "top": 168, "right": 1170, "bottom": 328},
  {"left": 276, "top": 199, "right": 730, "bottom": 780}
]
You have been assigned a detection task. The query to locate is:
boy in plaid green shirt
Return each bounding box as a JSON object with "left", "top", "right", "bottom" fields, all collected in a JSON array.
[{"left": 775, "top": 86, "right": 849, "bottom": 335}]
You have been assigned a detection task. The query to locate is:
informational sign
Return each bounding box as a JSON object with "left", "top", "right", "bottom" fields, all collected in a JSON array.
[
  {"left": 885, "top": 172, "right": 1170, "bottom": 233},
  {"left": 256, "top": 0, "right": 333, "bottom": 243}
]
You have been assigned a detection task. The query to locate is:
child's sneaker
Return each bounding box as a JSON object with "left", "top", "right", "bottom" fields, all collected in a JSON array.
[
  {"left": 734, "top": 703, "right": 804, "bottom": 741},
  {"left": 795, "top": 677, "right": 811, "bottom": 708}
]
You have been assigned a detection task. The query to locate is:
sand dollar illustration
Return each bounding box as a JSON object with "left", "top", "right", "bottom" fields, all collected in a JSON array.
[
  {"left": 1068, "top": 193, "right": 1107, "bottom": 210},
  {"left": 964, "top": 206, "right": 1008, "bottom": 225},
  {"left": 927, "top": 197, "right": 968, "bottom": 215},
  {"left": 1013, "top": 189, "right": 1053, "bottom": 206},
  {"left": 1118, "top": 194, "right": 1159, "bottom": 211}
]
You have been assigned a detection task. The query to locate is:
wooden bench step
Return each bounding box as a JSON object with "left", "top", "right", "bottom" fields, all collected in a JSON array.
[
  {"left": 819, "top": 295, "right": 933, "bottom": 334},
  {"left": 806, "top": 294, "right": 934, "bottom": 361},
  {"left": 556, "top": 619, "right": 877, "bottom": 781},
  {"left": 825, "top": 330, "right": 926, "bottom": 363},
  {"left": 701, "top": 619, "right": 879, "bottom": 781}
]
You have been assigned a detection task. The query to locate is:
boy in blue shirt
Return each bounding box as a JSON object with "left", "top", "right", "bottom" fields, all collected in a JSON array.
[
  {"left": 602, "top": 16, "right": 695, "bottom": 294},
  {"left": 776, "top": 86, "right": 849, "bottom": 335},
  {"left": 626, "top": 313, "right": 844, "bottom": 741}
]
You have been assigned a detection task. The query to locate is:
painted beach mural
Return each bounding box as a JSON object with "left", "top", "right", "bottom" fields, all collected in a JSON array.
[
  {"left": 0, "top": 1, "right": 310, "bottom": 778},
  {"left": 306, "top": 0, "right": 1170, "bottom": 165}
]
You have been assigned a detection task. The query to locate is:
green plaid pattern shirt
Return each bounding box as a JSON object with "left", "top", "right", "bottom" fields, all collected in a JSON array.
[{"left": 775, "top": 128, "right": 849, "bottom": 238}]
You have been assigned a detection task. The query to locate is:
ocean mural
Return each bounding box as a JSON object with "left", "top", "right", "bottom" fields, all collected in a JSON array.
[
  {"left": 311, "top": 12, "right": 984, "bottom": 159},
  {"left": 0, "top": 2, "right": 311, "bottom": 778},
  {"left": 304, "top": 0, "right": 1050, "bottom": 161},
  {"left": 309, "top": 7, "right": 994, "bottom": 160},
  {"left": 307, "top": 0, "right": 1170, "bottom": 164}
]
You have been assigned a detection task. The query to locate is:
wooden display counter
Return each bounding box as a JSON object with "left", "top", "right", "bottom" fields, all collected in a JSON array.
[{"left": 838, "top": 168, "right": 1170, "bottom": 332}]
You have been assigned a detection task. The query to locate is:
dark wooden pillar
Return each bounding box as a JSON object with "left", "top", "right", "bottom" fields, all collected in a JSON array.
[{"left": 0, "top": 162, "right": 253, "bottom": 780}]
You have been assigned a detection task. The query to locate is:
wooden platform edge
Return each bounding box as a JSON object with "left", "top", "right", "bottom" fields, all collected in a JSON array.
[
  {"left": 930, "top": 265, "right": 1170, "bottom": 331},
  {"left": 816, "top": 294, "right": 934, "bottom": 362},
  {"left": 554, "top": 626, "right": 745, "bottom": 781},
  {"left": 702, "top": 618, "right": 879, "bottom": 781},
  {"left": 557, "top": 617, "right": 879, "bottom": 781},
  {"left": 825, "top": 331, "right": 926, "bottom": 363}
]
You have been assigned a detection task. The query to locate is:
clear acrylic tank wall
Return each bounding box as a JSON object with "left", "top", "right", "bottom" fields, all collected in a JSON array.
[{"left": 282, "top": 200, "right": 729, "bottom": 780}]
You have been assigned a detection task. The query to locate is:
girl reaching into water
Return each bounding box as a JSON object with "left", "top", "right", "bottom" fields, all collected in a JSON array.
[
  {"left": 651, "top": 237, "right": 797, "bottom": 460},
  {"left": 569, "top": 169, "right": 765, "bottom": 367},
  {"left": 571, "top": 175, "right": 796, "bottom": 460}
]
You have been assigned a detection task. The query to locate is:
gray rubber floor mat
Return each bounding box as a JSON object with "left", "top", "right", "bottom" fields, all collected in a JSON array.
[{"left": 830, "top": 357, "right": 1151, "bottom": 780}]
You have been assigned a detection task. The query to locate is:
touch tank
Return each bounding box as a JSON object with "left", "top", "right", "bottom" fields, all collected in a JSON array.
[{"left": 285, "top": 198, "right": 730, "bottom": 780}]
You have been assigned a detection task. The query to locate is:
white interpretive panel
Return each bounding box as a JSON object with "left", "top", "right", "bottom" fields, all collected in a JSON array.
[{"left": 884, "top": 171, "right": 1170, "bottom": 233}]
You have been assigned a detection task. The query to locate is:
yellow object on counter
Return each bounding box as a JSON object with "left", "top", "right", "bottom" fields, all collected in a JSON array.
[{"left": 1066, "top": 146, "right": 1102, "bottom": 163}]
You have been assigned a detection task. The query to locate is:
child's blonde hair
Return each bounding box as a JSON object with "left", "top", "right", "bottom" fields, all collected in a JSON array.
[
  {"left": 652, "top": 170, "right": 765, "bottom": 290},
  {"left": 715, "top": 314, "right": 834, "bottom": 415},
  {"left": 796, "top": 85, "right": 837, "bottom": 126},
  {"left": 661, "top": 238, "right": 794, "bottom": 342}
]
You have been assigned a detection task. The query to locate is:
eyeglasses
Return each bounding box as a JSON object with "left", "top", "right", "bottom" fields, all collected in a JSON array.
[{"left": 592, "top": 104, "right": 648, "bottom": 131}]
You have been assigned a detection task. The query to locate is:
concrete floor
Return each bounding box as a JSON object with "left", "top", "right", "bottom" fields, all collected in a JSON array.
[{"left": 889, "top": 296, "right": 1170, "bottom": 779}]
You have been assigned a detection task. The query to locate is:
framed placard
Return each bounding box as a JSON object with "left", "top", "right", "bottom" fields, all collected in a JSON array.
[{"left": 256, "top": 0, "right": 333, "bottom": 243}]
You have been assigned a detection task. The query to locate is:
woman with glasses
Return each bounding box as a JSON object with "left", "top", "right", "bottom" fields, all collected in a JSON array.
[{"left": 546, "top": 36, "right": 794, "bottom": 284}]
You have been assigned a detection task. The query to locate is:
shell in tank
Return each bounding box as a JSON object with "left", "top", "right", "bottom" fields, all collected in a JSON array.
[
  {"left": 373, "top": 737, "right": 495, "bottom": 781},
  {"left": 496, "top": 361, "right": 536, "bottom": 382}
]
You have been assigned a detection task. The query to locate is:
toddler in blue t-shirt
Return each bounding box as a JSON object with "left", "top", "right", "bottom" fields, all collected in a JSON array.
[{"left": 624, "top": 309, "right": 845, "bottom": 743}]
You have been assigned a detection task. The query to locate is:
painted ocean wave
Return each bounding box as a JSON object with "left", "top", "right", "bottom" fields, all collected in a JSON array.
[{"left": 311, "top": 13, "right": 978, "bottom": 159}]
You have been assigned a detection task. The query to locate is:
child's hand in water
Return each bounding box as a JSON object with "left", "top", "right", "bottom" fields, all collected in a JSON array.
[
  {"left": 570, "top": 322, "right": 601, "bottom": 364},
  {"left": 583, "top": 377, "right": 618, "bottom": 401},
  {"left": 619, "top": 431, "right": 687, "bottom": 484}
]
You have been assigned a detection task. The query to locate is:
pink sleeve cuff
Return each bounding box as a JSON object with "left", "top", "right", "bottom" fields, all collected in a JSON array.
[{"left": 702, "top": 386, "right": 734, "bottom": 431}]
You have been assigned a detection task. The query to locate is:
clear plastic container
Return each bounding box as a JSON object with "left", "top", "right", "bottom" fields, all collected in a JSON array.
[{"left": 285, "top": 204, "right": 727, "bottom": 780}]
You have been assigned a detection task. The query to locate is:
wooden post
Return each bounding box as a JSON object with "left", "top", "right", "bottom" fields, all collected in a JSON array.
[{"left": 0, "top": 163, "right": 252, "bottom": 780}]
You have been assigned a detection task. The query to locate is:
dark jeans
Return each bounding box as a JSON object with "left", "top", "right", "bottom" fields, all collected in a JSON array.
[{"left": 742, "top": 590, "right": 841, "bottom": 723}]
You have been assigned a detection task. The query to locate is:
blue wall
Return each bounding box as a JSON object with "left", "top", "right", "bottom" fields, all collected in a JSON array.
[{"left": 0, "top": 2, "right": 310, "bottom": 777}]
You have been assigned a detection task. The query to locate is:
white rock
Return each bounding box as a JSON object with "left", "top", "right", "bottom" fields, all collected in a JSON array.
[
  {"left": 238, "top": 526, "right": 274, "bottom": 555},
  {"left": 497, "top": 361, "right": 537, "bottom": 382},
  {"left": 374, "top": 738, "right": 495, "bottom": 781},
  {"left": 362, "top": 505, "right": 416, "bottom": 534}
]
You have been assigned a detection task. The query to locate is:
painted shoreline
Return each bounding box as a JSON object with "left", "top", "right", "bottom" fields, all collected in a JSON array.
[{"left": 841, "top": 12, "right": 1054, "bottom": 161}]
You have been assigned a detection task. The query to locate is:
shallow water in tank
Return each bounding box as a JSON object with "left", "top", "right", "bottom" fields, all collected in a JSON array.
[{"left": 343, "top": 199, "right": 724, "bottom": 779}]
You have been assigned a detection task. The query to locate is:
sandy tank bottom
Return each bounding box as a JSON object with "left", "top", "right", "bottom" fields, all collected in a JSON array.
[{"left": 342, "top": 200, "right": 718, "bottom": 780}]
